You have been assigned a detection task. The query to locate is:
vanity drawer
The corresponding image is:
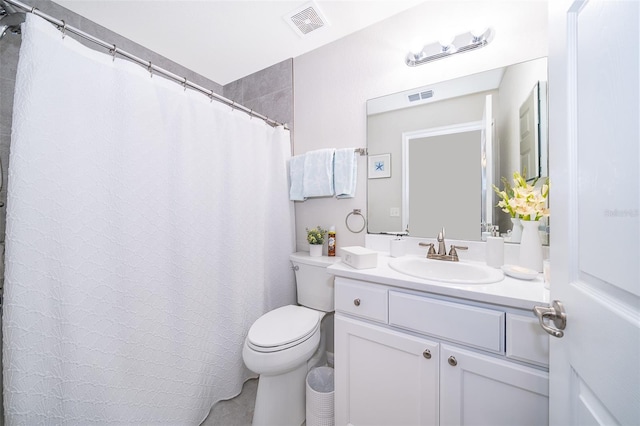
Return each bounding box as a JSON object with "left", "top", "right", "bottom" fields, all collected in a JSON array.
[
  {"left": 335, "top": 277, "right": 388, "bottom": 323},
  {"left": 389, "top": 291, "right": 505, "bottom": 353},
  {"left": 506, "top": 313, "right": 550, "bottom": 367}
]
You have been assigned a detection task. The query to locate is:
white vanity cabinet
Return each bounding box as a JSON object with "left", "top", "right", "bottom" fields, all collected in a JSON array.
[
  {"left": 335, "top": 315, "right": 439, "bottom": 426},
  {"left": 334, "top": 276, "right": 549, "bottom": 426},
  {"left": 439, "top": 344, "right": 549, "bottom": 426}
]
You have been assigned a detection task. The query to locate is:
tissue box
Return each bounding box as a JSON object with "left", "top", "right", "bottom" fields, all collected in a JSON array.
[{"left": 341, "top": 246, "right": 378, "bottom": 269}]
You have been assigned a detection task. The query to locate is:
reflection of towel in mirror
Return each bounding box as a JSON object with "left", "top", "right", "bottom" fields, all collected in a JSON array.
[
  {"left": 334, "top": 148, "right": 357, "bottom": 198},
  {"left": 288, "top": 155, "right": 306, "bottom": 201},
  {"left": 303, "top": 149, "right": 335, "bottom": 197}
]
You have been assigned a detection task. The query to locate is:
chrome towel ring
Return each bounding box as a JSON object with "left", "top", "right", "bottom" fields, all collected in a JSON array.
[{"left": 345, "top": 209, "right": 366, "bottom": 233}]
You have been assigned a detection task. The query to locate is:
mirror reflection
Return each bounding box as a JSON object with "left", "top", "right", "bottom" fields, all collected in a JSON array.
[{"left": 366, "top": 57, "right": 548, "bottom": 243}]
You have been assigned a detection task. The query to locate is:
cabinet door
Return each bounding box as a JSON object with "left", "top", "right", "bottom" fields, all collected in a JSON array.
[
  {"left": 335, "top": 314, "right": 439, "bottom": 426},
  {"left": 506, "top": 313, "right": 549, "bottom": 367},
  {"left": 440, "top": 344, "right": 549, "bottom": 426}
]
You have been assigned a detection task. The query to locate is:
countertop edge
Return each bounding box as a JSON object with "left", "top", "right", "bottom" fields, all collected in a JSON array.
[{"left": 328, "top": 254, "right": 550, "bottom": 311}]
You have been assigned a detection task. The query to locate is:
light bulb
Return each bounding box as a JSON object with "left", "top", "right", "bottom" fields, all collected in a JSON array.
[
  {"left": 408, "top": 40, "right": 425, "bottom": 57},
  {"left": 437, "top": 34, "right": 455, "bottom": 49},
  {"left": 471, "top": 27, "right": 492, "bottom": 43}
]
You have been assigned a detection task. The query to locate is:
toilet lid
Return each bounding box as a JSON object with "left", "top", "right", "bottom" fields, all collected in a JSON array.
[{"left": 247, "top": 305, "right": 322, "bottom": 349}]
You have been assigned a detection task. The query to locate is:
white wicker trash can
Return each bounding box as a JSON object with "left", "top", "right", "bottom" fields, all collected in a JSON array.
[{"left": 306, "top": 366, "right": 335, "bottom": 426}]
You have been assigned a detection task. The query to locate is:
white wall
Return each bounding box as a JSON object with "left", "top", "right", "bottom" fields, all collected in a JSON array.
[{"left": 293, "top": 0, "right": 548, "bottom": 253}]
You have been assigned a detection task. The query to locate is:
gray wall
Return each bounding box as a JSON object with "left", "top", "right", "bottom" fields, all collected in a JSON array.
[
  {"left": 223, "top": 58, "right": 294, "bottom": 133},
  {"left": 409, "top": 131, "right": 481, "bottom": 240}
]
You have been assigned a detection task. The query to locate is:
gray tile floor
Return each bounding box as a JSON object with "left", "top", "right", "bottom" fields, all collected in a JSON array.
[{"left": 201, "top": 378, "right": 258, "bottom": 426}]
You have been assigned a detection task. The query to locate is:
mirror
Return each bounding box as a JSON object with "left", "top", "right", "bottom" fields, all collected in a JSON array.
[{"left": 366, "top": 57, "right": 549, "bottom": 243}]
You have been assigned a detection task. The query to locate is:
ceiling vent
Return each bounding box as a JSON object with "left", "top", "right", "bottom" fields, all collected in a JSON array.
[
  {"left": 408, "top": 90, "right": 434, "bottom": 102},
  {"left": 284, "top": 1, "right": 330, "bottom": 37}
]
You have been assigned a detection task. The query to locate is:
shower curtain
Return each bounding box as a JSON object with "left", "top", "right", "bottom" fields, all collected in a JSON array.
[{"left": 3, "top": 15, "right": 295, "bottom": 424}]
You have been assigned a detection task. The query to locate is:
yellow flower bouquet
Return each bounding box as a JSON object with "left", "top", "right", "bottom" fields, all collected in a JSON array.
[{"left": 493, "top": 172, "right": 549, "bottom": 221}]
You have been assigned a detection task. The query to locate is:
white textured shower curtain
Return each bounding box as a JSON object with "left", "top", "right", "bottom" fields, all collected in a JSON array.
[{"left": 3, "top": 15, "right": 295, "bottom": 424}]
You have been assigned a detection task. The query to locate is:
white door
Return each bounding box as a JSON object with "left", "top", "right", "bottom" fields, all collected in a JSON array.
[{"left": 547, "top": 1, "right": 640, "bottom": 425}]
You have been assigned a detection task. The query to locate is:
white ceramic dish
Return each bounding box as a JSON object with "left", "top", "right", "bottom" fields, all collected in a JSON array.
[{"left": 501, "top": 264, "right": 539, "bottom": 280}]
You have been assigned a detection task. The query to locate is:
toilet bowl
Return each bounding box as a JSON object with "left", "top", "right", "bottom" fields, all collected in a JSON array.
[
  {"left": 243, "top": 305, "right": 325, "bottom": 375},
  {"left": 242, "top": 252, "right": 337, "bottom": 426}
]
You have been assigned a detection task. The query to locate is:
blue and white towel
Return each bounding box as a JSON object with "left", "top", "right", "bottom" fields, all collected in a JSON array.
[
  {"left": 289, "top": 155, "right": 306, "bottom": 201},
  {"left": 334, "top": 148, "right": 357, "bottom": 199},
  {"left": 303, "top": 148, "right": 335, "bottom": 197}
]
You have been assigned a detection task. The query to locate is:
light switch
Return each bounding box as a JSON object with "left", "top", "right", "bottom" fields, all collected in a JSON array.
[{"left": 390, "top": 207, "right": 400, "bottom": 217}]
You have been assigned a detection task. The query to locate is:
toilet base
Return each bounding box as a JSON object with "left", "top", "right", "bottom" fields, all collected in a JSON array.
[
  {"left": 248, "top": 315, "right": 330, "bottom": 426},
  {"left": 252, "top": 363, "right": 307, "bottom": 426}
]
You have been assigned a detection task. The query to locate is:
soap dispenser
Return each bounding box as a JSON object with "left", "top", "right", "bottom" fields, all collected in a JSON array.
[{"left": 486, "top": 226, "right": 504, "bottom": 268}]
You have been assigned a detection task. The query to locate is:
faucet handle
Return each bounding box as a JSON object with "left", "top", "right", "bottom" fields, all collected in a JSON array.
[
  {"left": 419, "top": 242, "right": 436, "bottom": 257},
  {"left": 448, "top": 245, "right": 468, "bottom": 261}
]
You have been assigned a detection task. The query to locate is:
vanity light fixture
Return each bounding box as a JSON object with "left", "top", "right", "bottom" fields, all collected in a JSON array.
[{"left": 406, "top": 28, "right": 494, "bottom": 67}]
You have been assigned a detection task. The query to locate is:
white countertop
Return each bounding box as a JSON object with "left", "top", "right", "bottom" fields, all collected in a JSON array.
[{"left": 328, "top": 252, "right": 550, "bottom": 311}]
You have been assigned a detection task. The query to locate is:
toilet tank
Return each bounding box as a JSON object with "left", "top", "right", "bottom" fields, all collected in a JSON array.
[{"left": 290, "top": 252, "right": 339, "bottom": 312}]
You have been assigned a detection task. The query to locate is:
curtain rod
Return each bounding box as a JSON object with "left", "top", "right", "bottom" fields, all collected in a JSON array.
[{"left": 1, "top": 0, "right": 287, "bottom": 129}]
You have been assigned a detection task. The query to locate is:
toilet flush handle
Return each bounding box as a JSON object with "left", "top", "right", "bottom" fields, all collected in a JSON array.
[{"left": 292, "top": 265, "right": 299, "bottom": 271}]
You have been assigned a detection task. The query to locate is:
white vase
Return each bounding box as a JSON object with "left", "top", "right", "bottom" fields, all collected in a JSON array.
[
  {"left": 519, "top": 220, "right": 543, "bottom": 272},
  {"left": 510, "top": 218, "right": 523, "bottom": 243},
  {"left": 309, "top": 244, "right": 323, "bottom": 257}
]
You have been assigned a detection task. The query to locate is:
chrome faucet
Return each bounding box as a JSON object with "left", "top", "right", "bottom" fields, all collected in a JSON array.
[
  {"left": 436, "top": 228, "right": 447, "bottom": 255},
  {"left": 418, "top": 227, "right": 468, "bottom": 262}
]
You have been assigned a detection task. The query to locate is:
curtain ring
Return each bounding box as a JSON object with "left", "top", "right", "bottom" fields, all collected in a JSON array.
[
  {"left": 30, "top": 6, "right": 38, "bottom": 13},
  {"left": 209, "top": 90, "right": 214, "bottom": 103},
  {"left": 60, "top": 20, "right": 67, "bottom": 39},
  {"left": 249, "top": 109, "right": 253, "bottom": 119},
  {"left": 148, "top": 61, "right": 153, "bottom": 78},
  {"left": 109, "top": 44, "right": 117, "bottom": 62},
  {"left": 230, "top": 100, "right": 235, "bottom": 111},
  {"left": 345, "top": 209, "right": 367, "bottom": 233},
  {"left": 182, "top": 77, "right": 187, "bottom": 91}
]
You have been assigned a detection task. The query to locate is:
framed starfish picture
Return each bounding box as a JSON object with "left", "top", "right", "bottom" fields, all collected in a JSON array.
[{"left": 368, "top": 153, "right": 391, "bottom": 179}]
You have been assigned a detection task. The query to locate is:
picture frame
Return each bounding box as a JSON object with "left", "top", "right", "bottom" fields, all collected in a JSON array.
[{"left": 368, "top": 153, "right": 391, "bottom": 179}]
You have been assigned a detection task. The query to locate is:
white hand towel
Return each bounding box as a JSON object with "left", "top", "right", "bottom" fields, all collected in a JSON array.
[
  {"left": 289, "top": 155, "right": 306, "bottom": 201},
  {"left": 303, "top": 149, "right": 335, "bottom": 197},
  {"left": 334, "top": 148, "right": 357, "bottom": 199}
]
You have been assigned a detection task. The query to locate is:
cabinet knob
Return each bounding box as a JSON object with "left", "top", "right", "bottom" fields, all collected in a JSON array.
[
  {"left": 423, "top": 349, "right": 432, "bottom": 359},
  {"left": 353, "top": 298, "right": 361, "bottom": 306},
  {"left": 448, "top": 356, "right": 457, "bottom": 366}
]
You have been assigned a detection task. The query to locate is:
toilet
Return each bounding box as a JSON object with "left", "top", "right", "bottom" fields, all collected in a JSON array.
[{"left": 242, "top": 252, "right": 337, "bottom": 426}]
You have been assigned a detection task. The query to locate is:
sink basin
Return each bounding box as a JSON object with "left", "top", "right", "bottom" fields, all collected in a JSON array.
[{"left": 388, "top": 257, "right": 504, "bottom": 284}]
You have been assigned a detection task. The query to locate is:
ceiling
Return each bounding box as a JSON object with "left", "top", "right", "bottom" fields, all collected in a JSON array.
[{"left": 54, "top": 0, "right": 426, "bottom": 85}]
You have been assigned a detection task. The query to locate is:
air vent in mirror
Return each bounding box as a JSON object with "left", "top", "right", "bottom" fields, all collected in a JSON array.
[
  {"left": 408, "top": 90, "right": 433, "bottom": 102},
  {"left": 420, "top": 90, "right": 434, "bottom": 99}
]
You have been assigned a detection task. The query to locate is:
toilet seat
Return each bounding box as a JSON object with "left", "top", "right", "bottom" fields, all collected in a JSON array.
[{"left": 247, "top": 305, "right": 323, "bottom": 353}]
